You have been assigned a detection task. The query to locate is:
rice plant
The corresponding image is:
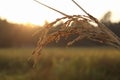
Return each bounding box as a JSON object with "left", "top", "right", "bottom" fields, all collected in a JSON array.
[{"left": 31, "top": 0, "right": 120, "bottom": 67}]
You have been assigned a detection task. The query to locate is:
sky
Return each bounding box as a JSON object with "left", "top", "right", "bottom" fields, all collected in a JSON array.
[{"left": 0, "top": 0, "right": 120, "bottom": 25}]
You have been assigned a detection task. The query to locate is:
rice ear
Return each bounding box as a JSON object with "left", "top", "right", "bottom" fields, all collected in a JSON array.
[{"left": 31, "top": 0, "right": 120, "bottom": 67}]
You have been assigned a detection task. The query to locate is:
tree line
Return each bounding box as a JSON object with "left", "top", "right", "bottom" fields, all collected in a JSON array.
[
  {"left": 0, "top": 12, "right": 120, "bottom": 48},
  {"left": 0, "top": 19, "right": 40, "bottom": 47}
]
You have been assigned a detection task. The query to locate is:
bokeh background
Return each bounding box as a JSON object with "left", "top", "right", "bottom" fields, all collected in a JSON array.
[{"left": 0, "top": 0, "right": 120, "bottom": 80}]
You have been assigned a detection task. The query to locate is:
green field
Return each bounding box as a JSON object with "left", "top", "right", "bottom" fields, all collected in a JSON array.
[{"left": 0, "top": 48, "right": 120, "bottom": 80}]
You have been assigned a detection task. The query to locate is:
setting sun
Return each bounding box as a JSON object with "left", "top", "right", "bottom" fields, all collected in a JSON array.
[{"left": 0, "top": 0, "right": 120, "bottom": 25}]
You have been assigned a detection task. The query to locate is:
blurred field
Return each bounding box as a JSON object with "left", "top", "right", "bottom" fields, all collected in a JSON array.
[{"left": 0, "top": 47, "right": 120, "bottom": 80}]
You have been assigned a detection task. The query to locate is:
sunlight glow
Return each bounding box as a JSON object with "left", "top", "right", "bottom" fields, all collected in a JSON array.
[{"left": 0, "top": 0, "right": 120, "bottom": 25}]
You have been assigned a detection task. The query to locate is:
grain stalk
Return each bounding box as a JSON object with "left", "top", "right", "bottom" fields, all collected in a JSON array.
[
  {"left": 72, "top": 0, "right": 120, "bottom": 46},
  {"left": 30, "top": 0, "right": 120, "bottom": 67}
]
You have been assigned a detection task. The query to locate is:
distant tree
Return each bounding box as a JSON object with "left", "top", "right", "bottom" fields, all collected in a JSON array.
[
  {"left": 100, "top": 11, "right": 120, "bottom": 37},
  {"left": 100, "top": 11, "right": 112, "bottom": 24},
  {"left": 0, "top": 18, "right": 39, "bottom": 48}
]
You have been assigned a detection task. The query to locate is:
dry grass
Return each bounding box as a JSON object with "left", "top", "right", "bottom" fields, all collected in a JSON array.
[
  {"left": 31, "top": 15, "right": 120, "bottom": 67},
  {"left": 32, "top": 0, "right": 120, "bottom": 67}
]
